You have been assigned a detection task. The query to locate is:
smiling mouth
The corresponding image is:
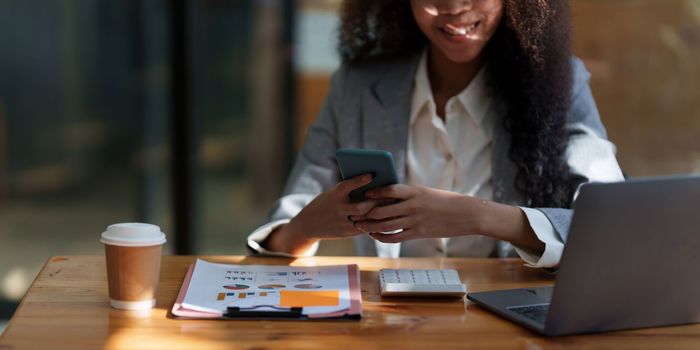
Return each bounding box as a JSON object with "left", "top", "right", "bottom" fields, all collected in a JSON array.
[{"left": 440, "top": 22, "right": 480, "bottom": 36}]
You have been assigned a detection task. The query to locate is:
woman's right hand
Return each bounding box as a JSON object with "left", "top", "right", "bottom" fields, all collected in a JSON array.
[{"left": 263, "top": 174, "right": 383, "bottom": 255}]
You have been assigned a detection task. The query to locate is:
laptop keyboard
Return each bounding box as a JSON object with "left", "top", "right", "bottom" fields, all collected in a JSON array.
[{"left": 507, "top": 304, "right": 549, "bottom": 325}]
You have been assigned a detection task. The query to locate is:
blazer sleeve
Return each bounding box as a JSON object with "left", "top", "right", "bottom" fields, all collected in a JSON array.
[
  {"left": 246, "top": 67, "right": 347, "bottom": 256},
  {"left": 537, "top": 57, "right": 625, "bottom": 243}
]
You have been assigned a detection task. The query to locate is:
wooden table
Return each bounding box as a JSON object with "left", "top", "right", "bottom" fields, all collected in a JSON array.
[{"left": 1, "top": 256, "right": 699, "bottom": 349}]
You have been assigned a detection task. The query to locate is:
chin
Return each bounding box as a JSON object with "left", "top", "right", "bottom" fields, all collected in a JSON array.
[
  {"left": 430, "top": 39, "right": 484, "bottom": 64},
  {"left": 442, "top": 49, "right": 483, "bottom": 64}
]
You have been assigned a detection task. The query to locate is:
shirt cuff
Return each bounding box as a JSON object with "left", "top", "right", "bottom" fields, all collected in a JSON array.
[
  {"left": 247, "top": 219, "right": 320, "bottom": 258},
  {"left": 513, "top": 207, "right": 564, "bottom": 268}
]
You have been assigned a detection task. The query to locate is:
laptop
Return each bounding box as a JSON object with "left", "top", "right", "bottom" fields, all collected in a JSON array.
[{"left": 467, "top": 175, "right": 700, "bottom": 336}]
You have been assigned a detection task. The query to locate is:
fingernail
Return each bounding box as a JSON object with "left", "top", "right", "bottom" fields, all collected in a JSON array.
[{"left": 363, "top": 174, "right": 372, "bottom": 181}]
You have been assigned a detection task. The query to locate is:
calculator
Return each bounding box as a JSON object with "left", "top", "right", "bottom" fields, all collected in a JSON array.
[{"left": 379, "top": 269, "right": 467, "bottom": 297}]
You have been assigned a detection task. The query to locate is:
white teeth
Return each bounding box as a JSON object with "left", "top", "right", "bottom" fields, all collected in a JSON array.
[
  {"left": 443, "top": 24, "right": 476, "bottom": 36},
  {"left": 453, "top": 27, "right": 467, "bottom": 35}
]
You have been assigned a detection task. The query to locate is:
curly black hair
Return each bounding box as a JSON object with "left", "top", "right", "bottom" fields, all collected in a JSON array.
[{"left": 338, "top": 0, "right": 575, "bottom": 208}]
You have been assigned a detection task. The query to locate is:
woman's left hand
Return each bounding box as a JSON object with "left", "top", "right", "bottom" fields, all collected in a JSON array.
[{"left": 350, "top": 184, "right": 488, "bottom": 243}]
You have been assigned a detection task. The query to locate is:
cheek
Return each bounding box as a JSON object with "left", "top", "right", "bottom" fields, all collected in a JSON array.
[
  {"left": 483, "top": 1, "right": 505, "bottom": 34},
  {"left": 411, "top": 3, "right": 434, "bottom": 36}
]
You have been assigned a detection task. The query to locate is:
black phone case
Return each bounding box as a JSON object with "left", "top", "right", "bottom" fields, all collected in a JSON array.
[{"left": 336, "top": 148, "right": 399, "bottom": 202}]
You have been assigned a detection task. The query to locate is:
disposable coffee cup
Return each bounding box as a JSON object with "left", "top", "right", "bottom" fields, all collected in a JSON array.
[{"left": 101, "top": 223, "right": 166, "bottom": 310}]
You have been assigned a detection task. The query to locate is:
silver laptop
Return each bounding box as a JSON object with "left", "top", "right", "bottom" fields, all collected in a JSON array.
[{"left": 467, "top": 175, "right": 700, "bottom": 336}]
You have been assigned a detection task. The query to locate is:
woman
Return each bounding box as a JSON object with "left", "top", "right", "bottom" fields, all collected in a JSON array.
[{"left": 247, "top": 0, "right": 623, "bottom": 267}]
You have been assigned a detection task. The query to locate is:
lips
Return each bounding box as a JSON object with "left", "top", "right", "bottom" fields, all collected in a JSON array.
[{"left": 440, "top": 22, "right": 480, "bottom": 37}]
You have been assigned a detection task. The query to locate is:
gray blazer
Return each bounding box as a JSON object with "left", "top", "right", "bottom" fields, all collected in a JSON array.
[{"left": 261, "top": 53, "right": 623, "bottom": 257}]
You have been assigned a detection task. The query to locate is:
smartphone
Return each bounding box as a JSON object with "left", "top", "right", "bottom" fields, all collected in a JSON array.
[{"left": 336, "top": 148, "right": 399, "bottom": 202}]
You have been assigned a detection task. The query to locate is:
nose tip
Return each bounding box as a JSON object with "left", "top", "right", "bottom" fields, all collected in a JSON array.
[
  {"left": 422, "top": 1, "right": 472, "bottom": 17},
  {"left": 438, "top": 0, "right": 472, "bottom": 16}
]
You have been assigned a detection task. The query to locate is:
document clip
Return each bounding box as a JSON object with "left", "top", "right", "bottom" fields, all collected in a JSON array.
[{"left": 224, "top": 305, "right": 303, "bottom": 318}]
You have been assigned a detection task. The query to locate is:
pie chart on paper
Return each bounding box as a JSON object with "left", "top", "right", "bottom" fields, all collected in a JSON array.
[
  {"left": 258, "top": 284, "right": 286, "bottom": 290},
  {"left": 223, "top": 284, "right": 249, "bottom": 290}
]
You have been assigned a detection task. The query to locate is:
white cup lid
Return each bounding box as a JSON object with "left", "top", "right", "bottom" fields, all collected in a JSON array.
[{"left": 101, "top": 223, "right": 167, "bottom": 247}]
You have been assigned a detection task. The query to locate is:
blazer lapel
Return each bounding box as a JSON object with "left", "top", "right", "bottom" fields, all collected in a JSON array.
[{"left": 361, "top": 55, "right": 421, "bottom": 183}]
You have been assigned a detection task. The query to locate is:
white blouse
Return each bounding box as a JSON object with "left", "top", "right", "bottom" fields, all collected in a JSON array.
[{"left": 398, "top": 51, "right": 560, "bottom": 266}]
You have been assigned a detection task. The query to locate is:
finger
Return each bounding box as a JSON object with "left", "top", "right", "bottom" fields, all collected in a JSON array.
[
  {"left": 365, "top": 184, "right": 414, "bottom": 200},
  {"left": 354, "top": 217, "right": 410, "bottom": 234},
  {"left": 345, "top": 199, "right": 385, "bottom": 217},
  {"left": 378, "top": 198, "right": 400, "bottom": 206},
  {"left": 352, "top": 221, "right": 368, "bottom": 233},
  {"left": 369, "top": 230, "right": 416, "bottom": 244},
  {"left": 365, "top": 200, "right": 412, "bottom": 220},
  {"left": 348, "top": 214, "right": 366, "bottom": 222},
  {"left": 336, "top": 174, "right": 373, "bottom": 197}
]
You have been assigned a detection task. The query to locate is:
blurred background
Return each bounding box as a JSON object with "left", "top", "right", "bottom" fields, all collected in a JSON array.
[{"left": 1, "top": 0, "right": 699, "bottom": 335}]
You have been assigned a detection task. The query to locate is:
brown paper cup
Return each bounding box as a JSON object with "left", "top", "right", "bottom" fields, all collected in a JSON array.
[
  {"left": 104, "top": 244, "right": 162, "bottom": 310},
  {"left": 101, "top": 223, "right": 166, "bottom": 310}
]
